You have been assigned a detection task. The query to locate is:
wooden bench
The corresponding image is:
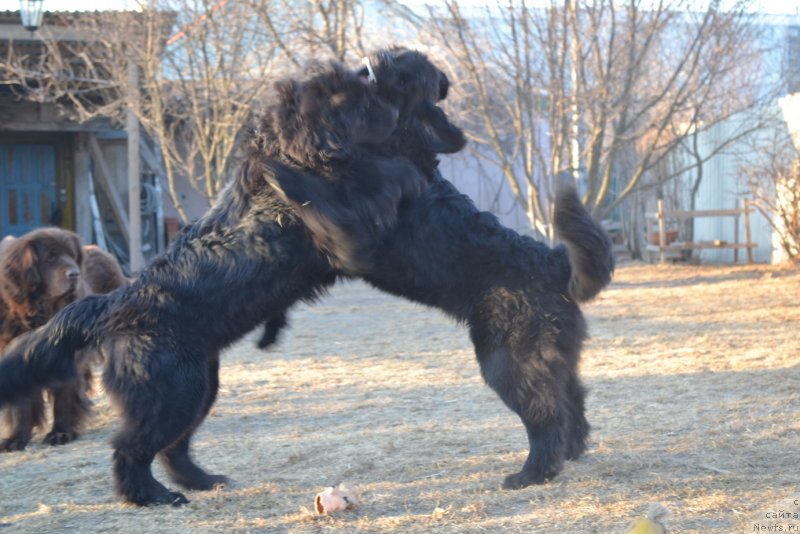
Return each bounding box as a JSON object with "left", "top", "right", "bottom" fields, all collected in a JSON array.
[{"left": 645, "top": 200, "right": 756, "bottom": 264}]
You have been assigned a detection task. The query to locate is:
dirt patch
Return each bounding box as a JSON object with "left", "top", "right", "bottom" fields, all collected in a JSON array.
[{"left": 1, "top": 262, "right": 798, "bottom": 533}]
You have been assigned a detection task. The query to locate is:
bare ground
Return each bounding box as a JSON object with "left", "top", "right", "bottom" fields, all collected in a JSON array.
[{"left": 1, "top": 262, "right": 798, "bottom": 533}]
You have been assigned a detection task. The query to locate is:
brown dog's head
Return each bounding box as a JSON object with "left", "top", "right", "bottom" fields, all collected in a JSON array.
[
  {"left": 266, "top": 63, "right": 399, "bottom": 171},
  {"left": 0, "top": 228, "right": 84, "bottom": 323}
]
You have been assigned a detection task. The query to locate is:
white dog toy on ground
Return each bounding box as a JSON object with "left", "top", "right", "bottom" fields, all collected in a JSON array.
[{"left": 314, "top": 483, "right": 359, "bottom": 515}]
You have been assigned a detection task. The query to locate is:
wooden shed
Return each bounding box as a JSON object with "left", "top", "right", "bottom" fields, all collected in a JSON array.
[{"left": 0, "top": 10, "right": 164, "bottom": 272}]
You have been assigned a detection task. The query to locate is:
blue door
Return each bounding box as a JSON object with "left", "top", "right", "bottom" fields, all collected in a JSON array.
[{"left": 0, "top": 144, "right": 58, "bottom": 238}]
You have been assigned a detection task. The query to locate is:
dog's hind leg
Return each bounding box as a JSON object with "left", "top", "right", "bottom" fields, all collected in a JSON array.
[
  {"left": 43, "top": 381, "right": 91, "bottom": 446},
  {"left": 477, "top": 344, "right": 568, "bottom": 489},
  {"left": 256, "top": 313, "right": 288, "bottom": 350},
  {"left": 563, "top": 371, "right": 589, "bottom": 461},
  {"left": 107, "top": 347, "right": 210, "bottom": 506},
  {"left": 44, "top": 384, "right": 85, "bottom": 445},
  {"left": 0, "top": 394, "right": 45, "bottom": 452},
  {"left": 159, "top": 353, "right": 228, "bottom": 491}
]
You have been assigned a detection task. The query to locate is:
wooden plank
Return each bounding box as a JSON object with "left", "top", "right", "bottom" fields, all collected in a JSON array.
[
  {"left": 657, "top": 199, "right": 666, "bottom": 264},
  {"left": 643, "top": 201, "right": 758, "bottom": 262},
  {"left": 734, "top": 204, "right": 740, "bottom": 264},
  {"left": 0, "top": 24, "right": 99, "bottom": 42},
  {"left": 646, "top": 242, "right": 757, "bottom": 252},
  {"left": 139, "top": 138, "right": 165, "bottom": 176},
  {"left": 73, "top": 134, "right": 92, "bottom": 244},
  {"left": 87, "top": 170, "right": 108, "bottom": 251},
  {"left": 744, "top": 199, "right": 754, "bottom": 264},
  {"left": 127, "top": 59, "right": 143, "bottom": 272},
  {"left": 87, "top": 134, "right": 130, "bottom": 245},
  {"left": 645, "top": 208, "right": 749, "bottom": 219}
]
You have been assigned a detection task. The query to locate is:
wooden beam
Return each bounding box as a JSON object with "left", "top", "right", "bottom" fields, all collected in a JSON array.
[
  {"left": 87, "top": 134, "right": 130, "bottom": 245},
  {"left": 127, "top": 59, "right": 143, "bottom": 272},
  {"left": 657, "top": 199, "right": 666, "bottom": 264},
  {"left": 0, "top": 25, "right": 99, "bottom": 43},
  {"left": 139, "top": 138, "right": 165, "bottom": 176},
  {"left": 0, "top": 120, "right": 118, "bottom": 133},
  {"left": 646, "top": 242, "right": 757, "bottom": 252},
  {"left": 744, "top": 199, "right": 754, "bottom": 264},
  {"left": 734, "top": 202, "right": 740, "bottom": 264},
  {"left": 645, "top": 208, "right": 747, "bottom": 219}
]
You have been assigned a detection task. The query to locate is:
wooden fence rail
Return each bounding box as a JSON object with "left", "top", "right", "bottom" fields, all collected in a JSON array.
[{"left": 645, "top": 199, "right": 755, "bottom": 264}]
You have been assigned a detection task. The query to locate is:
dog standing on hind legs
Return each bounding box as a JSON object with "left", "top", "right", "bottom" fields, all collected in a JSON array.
[
  {"left": 0, "top": 63, "right": 431, "bottom": 506},
  {"left": 366, "top": 50, "right": 615, "bottom": 487},
  {"left": 261, "top": 48, "right": 615, "bottom": 489}
]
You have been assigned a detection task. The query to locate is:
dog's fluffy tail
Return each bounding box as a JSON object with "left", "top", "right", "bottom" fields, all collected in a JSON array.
[
  {"left": 554, "top": 185, "right": 615, "bottom": 302},
  {"left": 0, "top": 295, "right": 108, "bottom": 407}
]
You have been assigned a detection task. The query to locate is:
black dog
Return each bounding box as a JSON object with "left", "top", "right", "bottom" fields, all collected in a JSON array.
[
  {"left": 253, "top": 53, "right": 466, "bottom": 348},
  {"left": 261, "top": 49, "right": 615, "bottom": 488},
  {"left": 0, "top": 64, "right": 430, "bottom": 506},
  {"left": 255, "top": 48, "right": 467, "bottom": 347},
  {"left": 255, "top": 67, "right": 433, "bottom": 275}
]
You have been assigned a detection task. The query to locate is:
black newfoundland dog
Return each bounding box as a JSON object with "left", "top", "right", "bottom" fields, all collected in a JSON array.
[
  {"left": 0, "top": 63, "right": 441, "bottom": 506},
  {"left": 260, "top": 49, "right": 615, "bottom": 489}
]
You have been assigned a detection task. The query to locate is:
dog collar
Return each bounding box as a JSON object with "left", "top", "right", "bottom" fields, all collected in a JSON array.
[{"left": 362, "top": 56, "right": 377, "bottom": 84}]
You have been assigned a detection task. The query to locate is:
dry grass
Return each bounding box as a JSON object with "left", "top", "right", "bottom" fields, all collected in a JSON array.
[{"left": 1, "top": 262, "right": 798, "bottom": 533}]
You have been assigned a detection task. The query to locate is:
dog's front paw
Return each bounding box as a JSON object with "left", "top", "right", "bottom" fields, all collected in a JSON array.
[
  {"left": 43, "top": 430, "right": 79, "bottom": 446},
  {"left": 0, "top": 438, "right": 30, "bottom": 452}
]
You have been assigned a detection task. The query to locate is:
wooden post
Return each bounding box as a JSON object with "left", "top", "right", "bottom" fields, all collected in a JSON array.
[
  {"left": 87, "top": 134, "right": 130, "bottom": 245},
  {"left": 73, "top": 134, "right": 92, "bottom": 244},
  {"left": 127, "top": 58, "right": 144, "bottom": 273},
  {"left": 734, "top": 200, "right": 740, "bottom": 264},
  {"left": 657, "top": 199, "right": 666, "bottom": 264},
  {"left": 744, "top": 199, "right": 754, "bottom": 264}
]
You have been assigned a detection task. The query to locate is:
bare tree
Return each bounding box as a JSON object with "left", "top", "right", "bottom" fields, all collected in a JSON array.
[
  {"left": 419, "top": 0, "right": 769, "bottom": 239},
  {"left": 256, "top": 0, "right": 376, "bottom": 65},
  {"left": 1, "top": 3, "right": 281, "bottom": 222},
  {"left": 742, "top": 116, "right": 800, "bottom": 263}
]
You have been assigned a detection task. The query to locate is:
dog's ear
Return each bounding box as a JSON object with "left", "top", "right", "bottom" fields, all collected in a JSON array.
[
  {"left": 66, "top": 232, "right": 83, "bottom": 267},
  {"left": 438, "top": 72, "right": 450, "bottom": 101},
  {"left": 317, "top": 91, "right": 355, "bottom": 161},
  {"left": 1, "top": 241, "right": 41, "bottom": 314},
  {"left": 274, "top": 79, "right": 297, "bottom": 106},
  {"left": 415, "top": 101, "right": 466, "bottom": 154},
  {"left": 273, "top": 79, "right": 351, "bottom": 166},
  {"left": 272, "top": 80, "right": 325, "bottom": 165}
]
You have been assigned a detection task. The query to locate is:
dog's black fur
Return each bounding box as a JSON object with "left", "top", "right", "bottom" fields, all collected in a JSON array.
[
  {"left": 255, "top": 65, "right": 430, "bottom": 275},
  {"left": 0, "top": 64, "right": 430, "bottom": 506},
  {"left": 255, "top": 48, "right": 467, "bottom": 347},
  {"left": 260, "top": 49, "right": 615, "bottom": 488},
  {"left": 254, "top": 51, "right": 467, "bottom": 347}
]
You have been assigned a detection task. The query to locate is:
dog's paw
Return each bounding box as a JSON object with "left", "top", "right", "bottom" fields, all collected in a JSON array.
[
  {"left": 0, "top": 438, "right": 29, "bottom": 452},
  {"left": 43, "top": 430, "right": 79, "bottom": 446},
  {"left": 176, "top": 473, "right": 229, "bottom": 491},
  {"left": 166, "top": 491, "right": 190, "bottom": 507},
  {"left": 502, "top": 469, "right": 555, "bottom": 489},
  {"left": 129, "top": 490, "right": 190, "bottom": 507}
]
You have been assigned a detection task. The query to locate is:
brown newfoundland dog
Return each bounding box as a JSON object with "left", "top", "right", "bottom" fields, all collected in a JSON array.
[{"left": 0, "top": 228, "right": 127, "bottom": 451}]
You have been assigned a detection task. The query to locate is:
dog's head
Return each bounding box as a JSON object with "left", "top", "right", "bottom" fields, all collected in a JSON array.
[
  {"left": 361, "top": 48, "right": 466, "bottom": 155},
  {"left": 270, "top": 63, "right": 399, "bottom": 170},
  {"left": 0, "top": 228, "right": 84, "bottom": 320}
]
